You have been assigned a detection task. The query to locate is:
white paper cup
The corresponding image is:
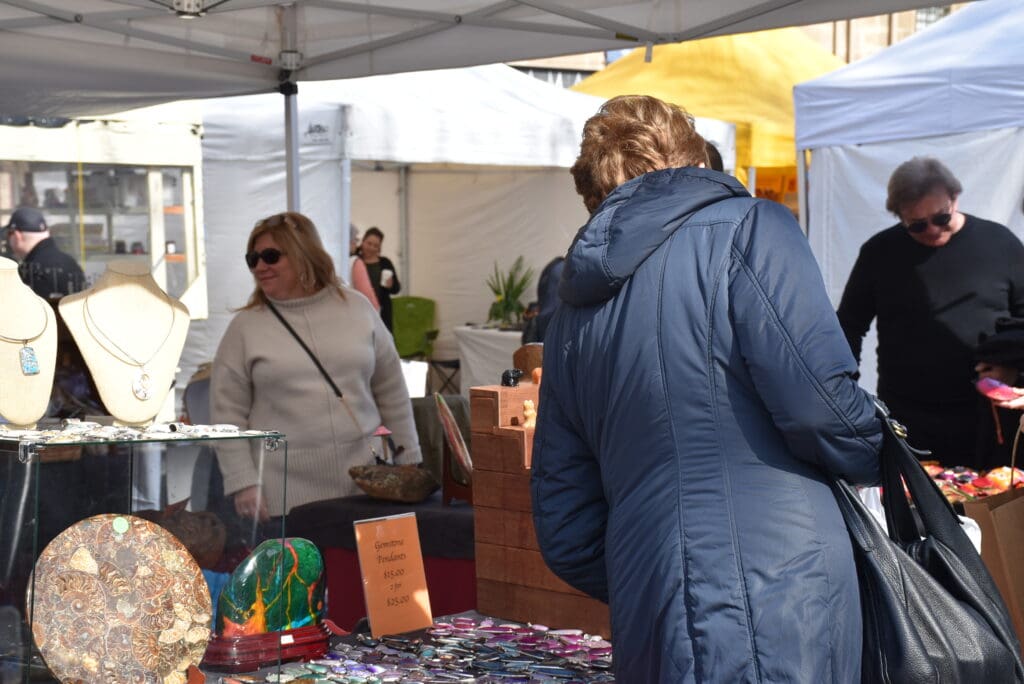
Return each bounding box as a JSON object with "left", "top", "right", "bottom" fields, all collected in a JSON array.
[{"left": 381, "top": 268, "right": 393, "bottom": 286}]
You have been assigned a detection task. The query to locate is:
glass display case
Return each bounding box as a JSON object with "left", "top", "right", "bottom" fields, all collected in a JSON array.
[
  {"left": 0, "top": 425, "right": 287, "bottom": 682},
  {"left": 0, "top": 108, "right": 208, "bottom": 318}
]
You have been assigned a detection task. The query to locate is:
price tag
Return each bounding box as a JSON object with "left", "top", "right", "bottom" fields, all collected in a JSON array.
[{"left": 353, "top": 512, "right": 432, "bottom": 637}]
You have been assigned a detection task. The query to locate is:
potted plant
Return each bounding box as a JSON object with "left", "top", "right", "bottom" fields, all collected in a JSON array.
[{"left": 486, "top": 256, "right": 535, "bottom": 329}]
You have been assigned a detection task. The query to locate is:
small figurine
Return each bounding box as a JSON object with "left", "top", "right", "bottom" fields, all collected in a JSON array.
[
  {"left": 501, "top": 368, "right": 524, "bottom": 387},
  {"left": 523, "top": 399, "right": 537, "bottom": 429}
]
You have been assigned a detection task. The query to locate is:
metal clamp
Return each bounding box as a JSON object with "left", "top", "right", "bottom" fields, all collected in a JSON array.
[{"left": 17, "top": 442, "right": 39, "bottom": 464}]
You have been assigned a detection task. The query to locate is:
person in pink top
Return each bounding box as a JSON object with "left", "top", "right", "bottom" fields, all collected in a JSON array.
[{"left": 348, "top": 224, "right": 379, "bottom": 311}]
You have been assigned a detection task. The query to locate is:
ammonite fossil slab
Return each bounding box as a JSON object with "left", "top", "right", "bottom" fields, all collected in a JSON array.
[{"left": 27, "top": 513, "right": 212, "bottom": 684}]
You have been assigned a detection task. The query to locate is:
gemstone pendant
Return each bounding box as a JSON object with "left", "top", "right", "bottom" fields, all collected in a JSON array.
[
  {"left": 19, "top": 345, "right": 40, "bottom": 376},
  {"left": 132, "top": 367, "right": 152, "bottom": 401}
]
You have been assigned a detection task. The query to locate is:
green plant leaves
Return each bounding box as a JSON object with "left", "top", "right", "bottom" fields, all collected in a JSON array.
[{"left": 485, "top": 255, "right": 535, "bottom": 326}]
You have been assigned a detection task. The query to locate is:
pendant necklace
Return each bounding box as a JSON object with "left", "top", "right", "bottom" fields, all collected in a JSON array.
[
  {"left": 0, "top": 298, "right": 48, "bottom": 376},
  {"left": 82, "top": 290, "right": 176, "bottom": 401}
]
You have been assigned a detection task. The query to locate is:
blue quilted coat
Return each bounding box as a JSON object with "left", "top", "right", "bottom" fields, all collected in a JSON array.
[{"left": 531, "top": 167, "right": 882, "bottom": 682}]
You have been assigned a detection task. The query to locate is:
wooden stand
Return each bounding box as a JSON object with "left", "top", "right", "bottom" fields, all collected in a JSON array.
[{"left": 471, "top": 384, "right": 611, "bottom": 637}]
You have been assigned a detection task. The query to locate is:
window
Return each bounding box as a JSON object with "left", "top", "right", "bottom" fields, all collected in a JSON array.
[{"left": 0, "top": 111, "right": 206, "bottom": 317}]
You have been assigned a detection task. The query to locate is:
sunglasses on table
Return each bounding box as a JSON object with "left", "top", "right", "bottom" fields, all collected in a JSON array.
[
  {"left": 904, "top": 209, "right": 953, "bottom": 234},
  {"left": 245, "top": 248, "right": 285, "bottom": 268}
]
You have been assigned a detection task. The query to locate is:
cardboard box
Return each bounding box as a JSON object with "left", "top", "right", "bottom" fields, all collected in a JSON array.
[{"left": 962, "top": 488, "right": 1024, "bottom": 655}]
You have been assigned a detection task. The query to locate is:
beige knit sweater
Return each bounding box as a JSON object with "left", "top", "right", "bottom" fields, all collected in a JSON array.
[{"left": 211, "top": 285, "right": 421, "bottom": 515}]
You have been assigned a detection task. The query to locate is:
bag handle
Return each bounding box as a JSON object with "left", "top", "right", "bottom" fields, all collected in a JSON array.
[
  {"left": 875, "top": 401, "right": 989, "bottom": 577},
  {"left": 266, "top": 301, "right": 343, "bottom": 400},
  {"left": 832, "top": 477, "right": 879, "bottom": 554},
  {"left": 265, "top": 300, "right": 373, "bottom": 452}
]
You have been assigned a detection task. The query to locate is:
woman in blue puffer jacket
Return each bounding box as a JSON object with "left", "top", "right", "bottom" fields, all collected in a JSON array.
[{"left": 531, "top": 95, "right": 882, "bottom": 682}]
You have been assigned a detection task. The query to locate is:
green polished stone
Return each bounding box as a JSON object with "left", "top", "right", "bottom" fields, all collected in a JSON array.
[{"left": 216, "top": 537, "right": 325, "bottom": 636}]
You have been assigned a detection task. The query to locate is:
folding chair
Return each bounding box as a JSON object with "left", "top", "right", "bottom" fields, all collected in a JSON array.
[{"left": 392, "top": 296, "right": 460, "bottom": 394}]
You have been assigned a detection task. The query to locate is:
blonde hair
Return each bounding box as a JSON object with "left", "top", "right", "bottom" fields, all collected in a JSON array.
[
  {"left": 242, "top": 211, "right": 343, "bottom": 309},
  {"left": 571, "top": 95, "right": 708, "bottom": 213}
]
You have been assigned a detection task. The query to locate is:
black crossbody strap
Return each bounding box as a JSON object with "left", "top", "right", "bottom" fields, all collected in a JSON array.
[{"left": 266, "top": 301, "right": 343, "bottom": 399}]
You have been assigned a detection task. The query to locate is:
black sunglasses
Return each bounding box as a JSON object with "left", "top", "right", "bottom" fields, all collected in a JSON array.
[
  {"left": 245, "top": 248, "right": 284, "bottom": 268},
  {"left": 905, "top": 210, "right": 952, "bottom": 234}
]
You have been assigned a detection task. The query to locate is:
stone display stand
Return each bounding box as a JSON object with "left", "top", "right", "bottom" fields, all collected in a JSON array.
[{"left": 471, "top": 384, "right": 611, "bottom": 637}]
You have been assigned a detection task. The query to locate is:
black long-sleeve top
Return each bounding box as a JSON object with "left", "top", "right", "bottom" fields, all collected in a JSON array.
[
  {"left": 364, "top": 256, "right": 401, "bottom": 332},
  {"left": 837, "top": 214, "right": 1024, "bottom": 404}
]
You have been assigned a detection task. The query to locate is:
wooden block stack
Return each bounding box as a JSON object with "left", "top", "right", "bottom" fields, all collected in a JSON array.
[{"left": 471, "top": 384, "right": 611, "bottom": 637}]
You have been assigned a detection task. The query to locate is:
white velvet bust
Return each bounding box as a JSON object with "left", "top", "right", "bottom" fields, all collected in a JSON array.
[
  {"left": 59, "top": 260, "right": 189, "bottom": 427},
  {"left": 0, "top": 256, "right": 57, "bottom": 428}
]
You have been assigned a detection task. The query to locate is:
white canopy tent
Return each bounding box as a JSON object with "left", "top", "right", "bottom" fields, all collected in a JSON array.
[
  {"left": 0, "top": 0, "right": 959, "bottom": 119},
  {"left": 793, "top": 0, "right": 1024, "bottom": 392},
  {"left": 179, "top": 63, "right": 734, "bottom": 386},
  {"left": 0, "top": 0, "right": 971, "bottom": 209}
]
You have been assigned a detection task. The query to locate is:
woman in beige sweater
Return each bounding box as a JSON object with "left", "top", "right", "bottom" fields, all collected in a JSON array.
[{"left": 211, "top": 211, "right": 420, "bottom": 521}]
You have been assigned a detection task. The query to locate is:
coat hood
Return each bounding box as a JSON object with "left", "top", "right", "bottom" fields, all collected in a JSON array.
[{"left": 560, "top": 167, "right": 749, "bottom": 307}]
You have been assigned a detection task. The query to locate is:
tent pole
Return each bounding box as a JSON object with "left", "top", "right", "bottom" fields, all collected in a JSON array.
[
  {"left": 399, "top": 165, "right": 410, "bottom": 291},
  {"left": 797, "top": 149, "right": 809, "bottom": 236},
  {"left": 340, "top": 159, "right": 352, "bottom": 277},
  {"left": 339, "top": 105, "right": 352, "bottom": 279},
  {"left": 282, "top": 82, "right": 300, "bottom": 212}
]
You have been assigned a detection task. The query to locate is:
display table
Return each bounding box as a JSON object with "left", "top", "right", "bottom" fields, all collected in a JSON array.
[
  {"left": 453, "top": 325, "right": 523, "bottom": 396},
  {"left": 286, "top": 492, "right": 476, "bottom": 631},
  {"left": 214, "top": 611, "right": 612, "bottom": 681}
]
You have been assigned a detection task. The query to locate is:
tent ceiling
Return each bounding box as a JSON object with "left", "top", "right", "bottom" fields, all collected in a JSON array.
[{"left": 0, "top": 0, "right": 966, "bottom": 118}]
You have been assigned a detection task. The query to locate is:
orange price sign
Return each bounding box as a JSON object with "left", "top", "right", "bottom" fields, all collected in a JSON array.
[{"left": 353, "top": 512, "right": 432, "bottom": 637}]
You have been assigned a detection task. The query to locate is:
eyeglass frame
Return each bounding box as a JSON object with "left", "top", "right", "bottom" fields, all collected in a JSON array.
[{"left": 245, "top": 247, "right": 285, "bottom": 269}]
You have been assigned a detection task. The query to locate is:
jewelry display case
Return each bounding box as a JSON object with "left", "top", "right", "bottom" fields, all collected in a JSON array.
[
  {"left": 0, "top": 424, "right": 287, "bottom": 683},
  {"left": 0, "top": 106, "right": 208, "bottom": 318}
]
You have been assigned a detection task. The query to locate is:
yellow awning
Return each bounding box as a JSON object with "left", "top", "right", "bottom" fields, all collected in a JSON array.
[{"left": 573, "top": 28, "right": 845, "bottom": 177}]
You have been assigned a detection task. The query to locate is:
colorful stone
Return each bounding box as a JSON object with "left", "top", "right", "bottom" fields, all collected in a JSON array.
[
  {"left": 216, "top": 538, "right": 324, "bottom": 636},
  {"left": 19, "top": 345, "right": 40, "bottom": 375}
]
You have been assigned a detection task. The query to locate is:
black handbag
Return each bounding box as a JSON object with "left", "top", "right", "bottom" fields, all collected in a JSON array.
[{"left": 833, "top": 402, "right": 1024, "bottom": 683}]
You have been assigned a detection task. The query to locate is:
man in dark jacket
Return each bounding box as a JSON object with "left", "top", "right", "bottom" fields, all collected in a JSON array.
[
  {"left": 532, "top": 96, "right": 881, "bottom": 682},
  {"left": 3, "top": 206, "right": 85, "bottom": 298}
]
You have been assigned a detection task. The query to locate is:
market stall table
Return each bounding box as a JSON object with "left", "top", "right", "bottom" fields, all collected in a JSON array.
[
  {"left": 287, "top": 492, "right": 475, "bottom": 631},
  {"left": 453, "top": 325, "right": 523, "bottom": 397}
]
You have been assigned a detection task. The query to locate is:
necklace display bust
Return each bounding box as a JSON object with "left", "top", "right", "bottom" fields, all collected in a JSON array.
[
  {"left": 59, "top": 261, "right": 190, "bottom": 427},
  {"left": 0, "top": 257, "right": 57, "bottom": 429}
]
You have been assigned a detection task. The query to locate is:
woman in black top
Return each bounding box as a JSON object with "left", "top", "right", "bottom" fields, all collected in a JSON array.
[{"left": 359, "top": 226, "right": 401, "bottom": 331}]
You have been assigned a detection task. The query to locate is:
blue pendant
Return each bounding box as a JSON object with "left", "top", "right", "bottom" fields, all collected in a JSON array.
[{"left": 19, "top": 345, "right": 40, "bottom": 376}]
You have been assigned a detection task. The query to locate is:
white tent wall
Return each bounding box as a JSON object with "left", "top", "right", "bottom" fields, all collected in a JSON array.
[
  {"left": 806, "top": 127, "right": 1024, "bottom": 393},
  {"left": 351, "top": 167, "right": 402, "bottom": 269},
  {"left": 405, "top": 165, "right": 588, "bottom": 358}
]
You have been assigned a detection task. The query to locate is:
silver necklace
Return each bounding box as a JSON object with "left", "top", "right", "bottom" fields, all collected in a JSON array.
[
  {"left": 0, "top": 298, "right": 48, "bottom": 376},
  {"left": 82, "top": 289, "right": 176, "bottom": 401}
]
